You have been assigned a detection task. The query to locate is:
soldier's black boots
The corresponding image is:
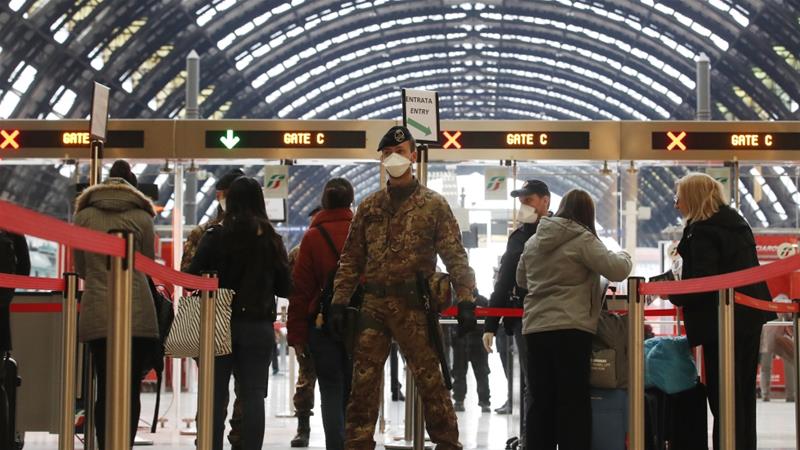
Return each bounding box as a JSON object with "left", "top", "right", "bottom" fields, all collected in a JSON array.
[
  {"left": 290, "top": 414, "right": 310, "bottom": 447},
  {"left": 456, "top": 300, "right": 477, "bottom": 336}
]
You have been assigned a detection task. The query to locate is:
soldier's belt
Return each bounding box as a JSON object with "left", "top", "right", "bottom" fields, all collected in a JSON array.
[{"left": 363, "top": 280, "right": 418, "bottom": 298}]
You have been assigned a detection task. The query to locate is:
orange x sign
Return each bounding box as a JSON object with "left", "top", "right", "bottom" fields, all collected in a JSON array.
[
  {"left": 666, "top": 131, "right": 686, "bottom": 151},
  {"left": 442, "top": 131, "right": 462, "bottom": 149},
  {"left": 0, "top": 129, "right": 20, "bottom": 150}
]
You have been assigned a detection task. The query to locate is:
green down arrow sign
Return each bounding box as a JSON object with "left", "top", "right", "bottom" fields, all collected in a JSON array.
[{"left": 220, "top": 129, "right": 240, "bottom": 149}]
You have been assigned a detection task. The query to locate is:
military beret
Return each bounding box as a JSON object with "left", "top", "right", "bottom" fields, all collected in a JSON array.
[{"left": 377, "top": 125, "right": 415, "bottom": 151}]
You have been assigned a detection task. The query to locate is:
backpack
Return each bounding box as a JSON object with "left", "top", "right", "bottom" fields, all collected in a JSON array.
[
  {"left": 145, "top": 277, "right": 174, "bottom": 433},
  {"left": 0, "top": 232, "right": 17, "bottom": 276},
  {"left": 314, "top": 225, "right": 363, "bottom": 332}
]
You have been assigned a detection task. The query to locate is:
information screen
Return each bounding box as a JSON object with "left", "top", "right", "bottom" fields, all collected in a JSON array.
[
  {"left": 652, "top": 131, "right": 800, "bottom": 151},
  {"left": 0, "top": 129, "right": 144, "bottom": 150},
  {"left": 205, "top": 130, "right": 366, "bottom": 149},
  {"left": 436, "top": 131, "right": 590, "bottom": 150}
]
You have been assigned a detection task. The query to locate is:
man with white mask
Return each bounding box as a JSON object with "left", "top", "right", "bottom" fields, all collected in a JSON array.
[
  {"left": 482, "top": 180, "right": 550, "bottom": 437},
  {"left": 328, "top": 125, "right": 477, "bottom": 450}
]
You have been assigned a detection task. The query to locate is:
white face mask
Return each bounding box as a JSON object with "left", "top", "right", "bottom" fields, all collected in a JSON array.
[
  {"left": 517, "top": 203, "right": 539, "bottom": 224},
  {"left": 219, "top": 197, "right": 226, "bottom": 212},
  {"left": 382, "top": 152, "right": 412, "bottom": 178}
]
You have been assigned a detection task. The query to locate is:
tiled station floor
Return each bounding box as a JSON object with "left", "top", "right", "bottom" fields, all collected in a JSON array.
[{"left": 22, "top": 355, "right": 797, "bottom": 449}]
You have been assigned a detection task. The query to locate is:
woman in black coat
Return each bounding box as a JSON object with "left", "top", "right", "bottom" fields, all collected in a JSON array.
[
  {"left": 670, "top": 172, "right": 776, "bottom": 450},
  {"left": 187, "top": 177, "right": 291, "bottom": 450}
]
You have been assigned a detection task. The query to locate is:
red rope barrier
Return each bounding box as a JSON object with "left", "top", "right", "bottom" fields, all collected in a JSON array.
[
  {"left": 0, "top": 273, "right": 64, "bottom": 291},
  {"left": 639, "top": 253, "right": 800, "bottom": 296},
  {"left": 0, "top": 200, "right": 125, "bottom": 257},
  {"left": 10, "top": 303, "right": 66, "bottom": 313},
  {"left": 134, "top": 253, "right": 218, "bottom": 291},
  {"left": 734, "top": 292, "right": 800, "bottom": 314},
  {"left": 440, "top": 306, "right": 679, "bottom": 318}
]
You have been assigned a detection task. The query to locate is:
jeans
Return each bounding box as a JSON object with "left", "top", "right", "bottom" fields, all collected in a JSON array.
[
  {"left": 88, "top": 338, "right": 151, "bottom": 450},
  {"left": 212, "top": 319, "right": 273, "bottom": 450},
  {"left": 525, "top": 329, "right": 592, "bottom": 450},
  {"left": 309, "top": 327, "right": 352, "bottom": 450}
]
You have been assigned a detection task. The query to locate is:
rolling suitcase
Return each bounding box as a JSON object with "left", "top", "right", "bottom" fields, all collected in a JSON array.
[
  {"left": 645, "top": 383, "right": 708, "bottom": 450},
  {"left": 591, "top": 388, "right": 628, "bottom": 450},
  {"left": 0, "top": 353, "right": 22, "bottom": 449}
]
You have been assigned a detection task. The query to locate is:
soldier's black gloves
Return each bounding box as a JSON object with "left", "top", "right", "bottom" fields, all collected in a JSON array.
[
  {"left": 456, "top": 300, "right": 477, "bottom": 336},
  {"left": 328, "top": 303, "right": 347, "bottom": 340}
]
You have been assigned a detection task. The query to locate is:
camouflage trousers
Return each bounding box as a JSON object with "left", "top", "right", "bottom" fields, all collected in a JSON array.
[
  {"left": 346, "top": 295, "right": 461, "bottom": 450},
  {"left": 293, "top": 349, "right": 317, "bottom": 415}
]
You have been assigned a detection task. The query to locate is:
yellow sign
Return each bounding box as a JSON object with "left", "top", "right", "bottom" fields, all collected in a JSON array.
[
  {"left": 506, "top": 133, "right": 549, "bottom": 147},
  {"left": 282, "top": 132, "right": 326, "bottom": 146},
  {"left": 62, "top": 131, "right": 91, "bottom": 146}
]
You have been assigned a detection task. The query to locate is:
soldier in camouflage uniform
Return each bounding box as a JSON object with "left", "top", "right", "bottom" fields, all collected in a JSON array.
[
  {"left": 329, "top": 126, "right": 477, "bottom": 450},
  {"left": 288, "top": 206, "right": 321, "bottom": 448},
  {"left": 180, "top": 168, "right": 244, "bottom": 449}
]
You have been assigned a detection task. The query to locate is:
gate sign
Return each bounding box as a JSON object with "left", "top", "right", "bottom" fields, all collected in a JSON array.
[
  {"left": 263, "top": 166, "right": 289, "bottom": 199},
  {"left": 402, "top": 88, "right": 440, "bottom": 144},
  {"left": 484, "top": 167, "right": 509, "bottom": 200}
]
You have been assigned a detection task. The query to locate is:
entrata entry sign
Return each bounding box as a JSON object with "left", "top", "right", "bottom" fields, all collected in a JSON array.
[
  {"left": 653, "top": 131, "right": 800, "bottom": 151},
  {"left": 402, "top": 88, "right": 440, "bottom": 144}
]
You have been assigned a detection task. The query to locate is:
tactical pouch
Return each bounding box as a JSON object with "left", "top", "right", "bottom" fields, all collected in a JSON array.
[
  {"left": 342, "top": 306, "right": 362, "bottom": 355},
  {"left": 427, "top": 272, "right": 454, "bottom": 313}
]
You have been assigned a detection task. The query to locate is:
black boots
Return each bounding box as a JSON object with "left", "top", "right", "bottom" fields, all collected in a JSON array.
[{"left": 290, "top": 414, "right": 310, "bottom": 447}]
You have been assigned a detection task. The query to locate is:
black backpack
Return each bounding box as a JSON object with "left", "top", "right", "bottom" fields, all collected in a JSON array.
[
  {"left": 0, "top": 232, "right": 17, "bottom": 276},
  {"left": 315, "top": 225, "right": 363, "bottom": 331},
  {"left": 145, "top": 277, "right": 174, "bottom": 432}
]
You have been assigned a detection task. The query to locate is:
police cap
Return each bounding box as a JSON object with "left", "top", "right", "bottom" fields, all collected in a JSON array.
[{"left": 377, "top": 126, "right": 415, "bottom": 151}]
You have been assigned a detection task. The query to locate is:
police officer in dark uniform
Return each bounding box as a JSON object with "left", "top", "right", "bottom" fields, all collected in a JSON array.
[{"left": 482, "top": 180, "right": 550, "bottom": 423}]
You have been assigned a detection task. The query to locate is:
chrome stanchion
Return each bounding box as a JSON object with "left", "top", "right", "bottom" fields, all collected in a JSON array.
[
  {"left": 793, "top": 300, "right": 799, "bottom": 450},
  {"left": 196, "top": 273, "right": 217, "bottom": 450},
  {"left": 59, "top": 273, "right": 79, "bottom": 450},
  {"left": 405, "top": 369, "right": 414, "bottom": 442},
  {"left": 84, "top": 350, "right": 96, "bottom": 450},
  {"left": 627, "top": 277, "right": 645, "bottom": 450},
  {"left": 718, "top": 287, "right": 736, "bottom": 450},
  {"left": 413, "top": 389, "right": 424, "bottom": 450},
  {"left": 106, "top": 231, "right": 134, "bottom": 449}
]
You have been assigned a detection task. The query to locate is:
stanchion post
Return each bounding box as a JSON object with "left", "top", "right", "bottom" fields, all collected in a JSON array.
[
  {"left": 413, "top": 389, "right": 424, "bottom": 450},
  {"left": 627, "top": 277, "right": 645, "bottom": 450},
  {"left": 84, "top": 350, "right": 96, "bottom": 450},
  {"left": 404, "top": 367, "right": 414, "bottom": 442},
  {"left": 106, "top": 231, "right": 134, "bottom": 449},
  {"left": 793, "top": 299, "right": 799, "bottom": 450},
  {"left": 59, "top": 273, "right": 79, "bottom": 450},
  {"left": 89, "top": 140, "right": 103, "bottom": 186},
  {"left": 718, "top": 288, "right": 736, "bottom": 450},
  {"left": 196, "top": 273, "right": 217, "bottom": 450}
]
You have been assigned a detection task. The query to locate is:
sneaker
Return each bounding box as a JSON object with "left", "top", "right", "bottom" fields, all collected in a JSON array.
[
  {"left": 480, "top": 404, "right": 491, "bottom": 413},
  {"left": 453, "top": 401, "right": 465, "bottom": 412},
  {"left": 763, "top": 396, "right": 770, "bottom": 402},
  {"left": 787, "top": 397, "right": 795, "bottom": 403},
  {"left": 392, "top": 391, "right": 405, "bottom": 402}
]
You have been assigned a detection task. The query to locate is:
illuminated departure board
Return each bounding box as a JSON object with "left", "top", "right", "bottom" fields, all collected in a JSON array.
[
  {"left": 0, "top": 129, "right": 144, "bottom": 150},
  {"left": 205, "top": 130, "right": 366, "bottom": 149},
  {"left": 652, "top": 131, "right": 800, "bottom": 151},
  {"left": 436, "top": 131, "right": 590, "bottom": 150}
]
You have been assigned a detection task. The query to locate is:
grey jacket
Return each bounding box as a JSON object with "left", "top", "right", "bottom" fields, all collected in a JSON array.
[
  {"left": 74, "top": 178, "right": 158, "bottom": 342},
  {"left": 516, "top": 216, "right": 632, "bottom": 335}
]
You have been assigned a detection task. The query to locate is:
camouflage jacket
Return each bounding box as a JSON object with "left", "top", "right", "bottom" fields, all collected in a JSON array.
[
  {"left": 180, "top": 218, "right": 221, "bottom": 272},
  {"left": 332, "top": 179, "right": 475, "bottom": 305}
]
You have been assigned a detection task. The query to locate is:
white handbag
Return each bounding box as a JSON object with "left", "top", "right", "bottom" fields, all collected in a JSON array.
[{"left": 165, "top": 288, "right": 234, "bottom": 358}]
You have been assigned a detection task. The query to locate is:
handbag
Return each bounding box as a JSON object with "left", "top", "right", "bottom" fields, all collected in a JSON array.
[{"left": 164, "top": 288, "right": 235, "bottom": 358}]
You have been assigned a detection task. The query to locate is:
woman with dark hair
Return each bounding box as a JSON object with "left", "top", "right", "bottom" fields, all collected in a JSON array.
[
  {"left": 187, "top": 176, "right": 291, "bottom": 450},
  {"left": 287, "top": 177, "right": 354, "bottom": 450},
  {"left": 516, "top": 189, "right": 631, "bottom": 449}
]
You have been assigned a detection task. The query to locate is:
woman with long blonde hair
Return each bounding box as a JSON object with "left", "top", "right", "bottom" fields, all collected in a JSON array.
[{"left": 670, "top": 172, "right": 776, "bottom": 450}]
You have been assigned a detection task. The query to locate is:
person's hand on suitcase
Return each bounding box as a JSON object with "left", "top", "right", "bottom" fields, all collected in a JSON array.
[{"left": 482, "top": 332, "right": 494, "bottom": 353}]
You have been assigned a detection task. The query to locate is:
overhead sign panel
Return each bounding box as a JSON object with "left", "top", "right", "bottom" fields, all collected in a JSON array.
[
  {"left": 653, "top": 131, "right": 800, "bottom": 151},
  {"left": 437, "top": 131, "right": 590, "bottom": 150},
  {"left": 0, "top": 129, "right": 144, "bottom": 150},
  {"left": 205, "top": 130, "right": 366, "bottom": 149},
  {"left": 402, "top": 88, "right": 440, "bottom": 144}
]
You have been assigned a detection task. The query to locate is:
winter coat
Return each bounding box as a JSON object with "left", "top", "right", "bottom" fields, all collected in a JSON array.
[
  {"left": 516, "top": 216, "right": 632, "bottom": 335},
  {"left": 670, "top": 205, "right": 776, "bottom": 346},
  {"left": 187, "top": 222, "right": 291, "bottom": 322},
  {"left": 73, "top": 178, "right": 158, "bottom": 342},
  {"left": 485, "top": 216, "right": 550, "bottom": 334},
  {"left": 287, "top": 208, "right": 353, "bottom": 346}
]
